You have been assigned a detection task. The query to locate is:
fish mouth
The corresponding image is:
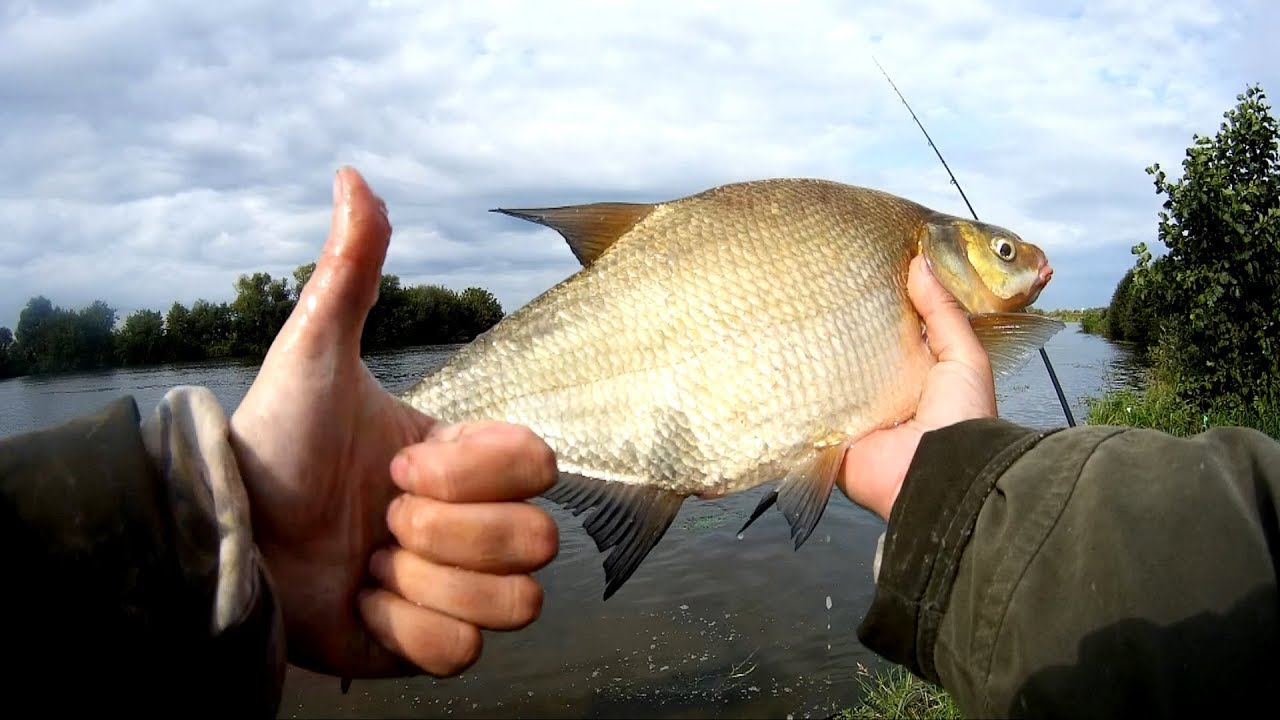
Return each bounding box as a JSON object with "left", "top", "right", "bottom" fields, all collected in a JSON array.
[{"left": 1022, "top": 258, "right": 1053, "bottom": 307}]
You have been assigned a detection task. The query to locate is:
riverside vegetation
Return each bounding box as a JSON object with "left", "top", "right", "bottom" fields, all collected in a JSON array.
[
  {"left": 0, "top": 262, "right": 504, "bottom": 379},
  {"left": 843, "top": 83, "right": 1279, "bottom": 719}
]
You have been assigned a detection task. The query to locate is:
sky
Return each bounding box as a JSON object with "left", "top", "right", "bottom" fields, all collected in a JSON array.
[{"left": 2, "top": 0, "right": 1277, "bottom": 330}]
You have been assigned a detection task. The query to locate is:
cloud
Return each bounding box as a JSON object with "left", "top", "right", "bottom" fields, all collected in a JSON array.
[{"left": 1, "top": 0, "right": 1276, "bottom": 329}]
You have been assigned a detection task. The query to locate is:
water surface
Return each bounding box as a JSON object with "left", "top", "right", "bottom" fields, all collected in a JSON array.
[{"left": 0, "top": 323, "right": 1143, "bottom": 718}]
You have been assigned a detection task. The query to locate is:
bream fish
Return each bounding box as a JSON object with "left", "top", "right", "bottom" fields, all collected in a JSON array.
[{"left": 400, "top": 177, "right": 1062, "bottom": 599}]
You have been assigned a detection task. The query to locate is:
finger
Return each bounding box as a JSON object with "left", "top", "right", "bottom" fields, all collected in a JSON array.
[
  {"left": 909, "top": 255, "right": 990, "bottom": 371},
  {"left": 295, "top": 166, "right": 393, "bottom": 341},
  {"left": 358, "top": 588, "right": 482, "bottom": 678},
  {"left": 370, "top": 547, "right": 544, "bottom": 631},
  {"left": 391, "top": 422, "right": 558, "bottom": 503},
  {"left": 386, "top": 494, "right": 559, "bottom": 574}
]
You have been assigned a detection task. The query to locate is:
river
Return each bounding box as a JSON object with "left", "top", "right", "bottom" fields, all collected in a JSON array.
[{"left": 0, "top": 322, "right": 1145, "bottom": 718}]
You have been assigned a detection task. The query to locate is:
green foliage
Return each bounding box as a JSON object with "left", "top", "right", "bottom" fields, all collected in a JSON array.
[
  {"left": 292, "top": 262, "right": 316, "bottom": 299},
  {"left": 0, "top": 326, "right": 15, "bottom": 378},
  {"left": 1103, "top": 266, "right": 1163, "bottom": 346},
  {"left": 1129, "top": 84, "right": 1280, "bottom": 412},
  {"left": 1085, "top": 379, "right": 1280, "bottom": 441},
  {"left": 839, "top": 664, "right": 962, "bottom": 720},
  {"left": 1024, "top": 306, "right": 1109, "bottom": 335},
  {"left": 114, "top": 310, "right": 167, "bottom": 366},
  {"left": 9, "top": 296, "right": 119, "bottom": 374},
  {"left": 231, "top": 272, "right": 294, "bottom": 358},
  {"left": 1, "top": 264, "right": 506, "bottom": 378},
  {"left": 1077, "top": 307, "right": 1108, "bottom": 335}
]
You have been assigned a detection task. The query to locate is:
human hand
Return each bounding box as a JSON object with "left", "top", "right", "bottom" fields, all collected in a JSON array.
[
  {"left": 837, "top": 255, "right": 998, "bottom": 522},
  {"left": 228, "top": 167, "right": 558, "bottom": 680}
]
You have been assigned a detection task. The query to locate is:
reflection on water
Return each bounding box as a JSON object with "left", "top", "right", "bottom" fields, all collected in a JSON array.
[{"left": 0, "top": 323, "right": 1144, "bottom": 718}]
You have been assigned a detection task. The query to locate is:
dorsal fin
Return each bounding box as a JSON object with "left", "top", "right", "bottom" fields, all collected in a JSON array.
[{"left": 491, "top": 202, "right": 655, "bottom": 266}]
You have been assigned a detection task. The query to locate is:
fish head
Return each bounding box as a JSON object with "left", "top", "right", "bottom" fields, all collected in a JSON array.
[{"left": 920, "top": 215, "right": 1053, "bottom": 313}]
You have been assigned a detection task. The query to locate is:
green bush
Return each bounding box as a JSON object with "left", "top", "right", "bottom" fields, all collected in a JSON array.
[{"left": 1129, "top": 84, "right": 1280, "bottom": 412}]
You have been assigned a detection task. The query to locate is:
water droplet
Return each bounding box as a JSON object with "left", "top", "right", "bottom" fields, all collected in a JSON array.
[
  {"left": 825, "top": 595, "right": 833, "bottom": 610},
  {"left": 680, "top": 604, "right": 689, "bottom": 610}
]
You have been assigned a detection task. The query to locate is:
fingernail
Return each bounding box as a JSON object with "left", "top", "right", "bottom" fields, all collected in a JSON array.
[{"left": 333, "top": 169, "right": 346, "bottom": 206}]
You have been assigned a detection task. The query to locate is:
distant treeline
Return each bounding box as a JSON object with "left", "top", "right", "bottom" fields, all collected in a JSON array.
[
  {"left": 0, "top": 262, "right": 504, "bottom": 379},
  {"left": 1027, "top": 306, "right": 1109, "bottom": 335}
]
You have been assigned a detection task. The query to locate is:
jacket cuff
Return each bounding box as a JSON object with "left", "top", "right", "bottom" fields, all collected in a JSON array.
[
  {"left": 139, "top": 386, "right": 286, "bottom": 710},
  {"left": 856, "top": 418, "right": 1058, "bottom": 683}
]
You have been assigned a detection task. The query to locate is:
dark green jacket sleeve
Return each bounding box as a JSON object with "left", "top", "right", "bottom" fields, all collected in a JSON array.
[
  {"left": 858, "top": 418, "right": 1280, "bottom": 719},
  {"left": 0, "top": 388, "right": 285, "bottom": 717}
]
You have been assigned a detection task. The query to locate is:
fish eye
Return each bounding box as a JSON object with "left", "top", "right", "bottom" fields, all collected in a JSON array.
[{"left": 992, "top": 237, "right": 1016, "bottom": 261}]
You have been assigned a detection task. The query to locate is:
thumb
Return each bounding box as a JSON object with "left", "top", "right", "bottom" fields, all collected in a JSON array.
[
  {"left": 909, "top": 254, "right": 989, "bottom": 372},
  {"left": 279, "top": 167, "right": 392, "bottom": 355}
]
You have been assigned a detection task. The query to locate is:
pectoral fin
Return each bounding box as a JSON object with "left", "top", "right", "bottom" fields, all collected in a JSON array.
[
  {"left": 492, "top": 202, "right": 655, "bottom": 266},
  {"left": 543, "top": 473, "right": 685, "bottom": 600},
  {"left": 969, "top": 312, "right": 1065, "bottom": 378},
  {"left": 776, "top": 441, "right": 848, "bottom": 550}
]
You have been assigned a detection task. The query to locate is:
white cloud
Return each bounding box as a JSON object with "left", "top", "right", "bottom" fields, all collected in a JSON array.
[{"left": 1, "top": 0, "right": 1276, "bottom": 328}]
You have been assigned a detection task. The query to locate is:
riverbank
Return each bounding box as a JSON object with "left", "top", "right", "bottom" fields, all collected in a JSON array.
[{"left": 1084, "top": 379, "right": 1280, "bottom": 440}]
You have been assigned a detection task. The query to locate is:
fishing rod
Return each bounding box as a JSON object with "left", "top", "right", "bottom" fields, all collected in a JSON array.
[{"left": 873, "top": 58, "right": 1076, "bottom": 427}]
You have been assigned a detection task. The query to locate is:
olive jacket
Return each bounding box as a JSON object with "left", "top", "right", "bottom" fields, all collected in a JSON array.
[{"left": 859, "top": 418, "right": 1280, "bottom": 718}]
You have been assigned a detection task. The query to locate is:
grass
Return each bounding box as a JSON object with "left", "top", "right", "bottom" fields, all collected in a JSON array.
[
  {"left": 1084, "top": 379, "right": 1280, "bottom": 440},
  {"left": 838, "top": 664, "right": 963, "bottom": 720}
]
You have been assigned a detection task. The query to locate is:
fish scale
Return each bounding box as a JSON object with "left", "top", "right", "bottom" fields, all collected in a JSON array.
[{"left": 401, "top": 177, "right": 1063, "bottom": 600}]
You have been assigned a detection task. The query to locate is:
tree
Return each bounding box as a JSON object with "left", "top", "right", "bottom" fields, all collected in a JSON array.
[
  {"left": 165, "top": 302, "right": 201, "bottom": 362},
  {"left": 231, "top": 272, "right": 294, "bottom": 357},
  {"left": 15, "top": 296, "right": 54, "bottom": 352},
  {"left": 188, "top": 299, "right": 236, "bottom": 359},
  {"left": 1133, "top": 83, "right": 1280, "bottom": 410},
  {"left": 457, "top": 287, "right": 504, "bottom": 336},
  {"left": 293, "top": 262, "right": 316, "bottom": 300},
  {"left": 0, "top": 326, "right": 15, "bottom": 378},
  {"left": 77, "top": 300, "right": 117, "bottom": 369},
  {"left": 115, "top": 310, "right": 167, "bottom": 366}
]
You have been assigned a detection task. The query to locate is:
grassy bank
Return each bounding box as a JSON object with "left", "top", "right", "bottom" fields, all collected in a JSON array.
[
  {"left": 1084, "top": 379, "right": 1280, "bottom": 440},
  {"left": 839, "top": 664, "right": 961, "bottom": 720}
]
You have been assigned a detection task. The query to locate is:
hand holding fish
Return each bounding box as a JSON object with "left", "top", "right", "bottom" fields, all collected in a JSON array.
[
  {"left": 228, "top": 167, "right": 557, "bottom": 681},
  {"left": 837, "top": 254, "right": 998, "bottom": 522}
]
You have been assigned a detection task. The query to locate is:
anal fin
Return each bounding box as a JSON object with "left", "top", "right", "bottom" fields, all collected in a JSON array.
[
  {"left": 543, "top": 474, "right": 685, "bottom": 600},
  {"left": 776, "top": 442, "right": 847, "bottom": 550}
]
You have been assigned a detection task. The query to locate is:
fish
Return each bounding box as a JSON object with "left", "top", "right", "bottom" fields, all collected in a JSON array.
[{"left": 399, "top": 177, "right": 1063, "bottom": 600}]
